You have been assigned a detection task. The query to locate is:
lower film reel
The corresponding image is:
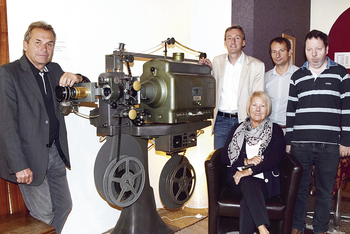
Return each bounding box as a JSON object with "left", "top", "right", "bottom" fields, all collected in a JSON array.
[
  {"left": 159, "top": 155, "right": 196, "bottom": 210},
  {"left": 103, "top": 155, "right": 145, "bottom": 207}
]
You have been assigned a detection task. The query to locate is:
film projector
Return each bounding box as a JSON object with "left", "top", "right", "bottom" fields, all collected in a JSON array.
[{"left": 55, "top": 39, "right": 215, "bottom": 234}]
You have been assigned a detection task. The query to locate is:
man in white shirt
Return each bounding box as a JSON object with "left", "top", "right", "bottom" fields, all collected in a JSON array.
[
  {"left": 201, "top": 25, "right": 265, "bottom": 149},
  {"left": 265, "top": 37, "right": 298, "bottom": 129}
]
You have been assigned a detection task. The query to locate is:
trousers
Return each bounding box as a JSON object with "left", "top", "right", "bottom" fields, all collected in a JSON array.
[
  {"left": 214, "top": 114, "right": 238, "bottom": 149},
  {"left": 227, "top": 176, "right": 269, "bottom": 234},
  {"left": 291, "top": 143, "right": 339, "bottom": 233},
  {"left": 19, "top": 144, "right": 72, "bottom": 234}
]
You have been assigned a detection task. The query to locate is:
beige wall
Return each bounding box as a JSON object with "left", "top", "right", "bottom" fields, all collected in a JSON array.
[{"left": 311, "top": 0, "right": 350, "bottom": 34}]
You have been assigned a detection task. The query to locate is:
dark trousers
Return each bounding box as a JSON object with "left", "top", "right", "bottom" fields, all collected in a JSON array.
[
  {"left": 227, "top": 176, "right": 269, "bottom": 234},
  {"left": 291, "top": 143, "right": 339, "bottom": 233}
]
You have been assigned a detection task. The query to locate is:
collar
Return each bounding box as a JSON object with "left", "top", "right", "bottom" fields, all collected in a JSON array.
[
  {"left": 301, "top": 57, "right": 337, "bottom": 71},
  {"left": 272, "top": 63, "right": 294, "bottom": 76},
  {"left": 25, "top": 55, "right": 50, "bottom": 75},
  {"left": 226, "top": 52, "right": 245, "bottom": 65}
]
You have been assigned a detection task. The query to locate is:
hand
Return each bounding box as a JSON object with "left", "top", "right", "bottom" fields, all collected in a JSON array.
[
  {"left": 233, "top": 170, "right": 251, "bottom": 185},
  {"left": 286, "top": 145, "right": 291, "bottom": 153},
  {"left": 59, "top": 72, "right": 83, "bottom": 87},
  {"left": 15, "top": 168, "right": 33, "bottom": 184},
  {"left": 247, "top": 156, "right": 263, "bottom": 166},
  {"left": 199, "top": 58, "right": 212, "bottom": 69},
  {"left": 340, "top": 145, "right": 350, "bottom": 157}
]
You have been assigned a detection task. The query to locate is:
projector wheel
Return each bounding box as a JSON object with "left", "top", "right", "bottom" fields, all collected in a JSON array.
[
  {"left": 159, "top": 155, "right": 196, "bottom": 210},
  {"left": 103, "top": 155, "right": 145, "bottom": 207}
]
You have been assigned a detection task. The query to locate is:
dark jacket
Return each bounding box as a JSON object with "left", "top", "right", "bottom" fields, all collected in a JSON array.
[
  {"left": 0, "top": 55, "right": 70, "bottom": 185},
  {"left": 221, "top": 122, "right": 286, "bottom": 198}
]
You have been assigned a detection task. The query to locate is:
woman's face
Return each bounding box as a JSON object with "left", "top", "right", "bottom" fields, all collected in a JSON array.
[{"left": 249, "top": 96, "right": 267, "bottom": 128}]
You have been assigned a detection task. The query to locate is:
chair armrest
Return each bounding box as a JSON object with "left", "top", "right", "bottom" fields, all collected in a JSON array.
[
  {"left": 279, "top": 153, "right": 303, "bottom": 233},
  {"left": 205, "top": 148, "right": 227, "bottom": 234},
  {"left": 205, "top": 148, "right": 225, "bottom": 205}
]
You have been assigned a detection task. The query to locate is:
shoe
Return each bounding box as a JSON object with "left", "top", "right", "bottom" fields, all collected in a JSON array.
[{"left": 291, "top": 229, "right": 304, "bottom": 234}]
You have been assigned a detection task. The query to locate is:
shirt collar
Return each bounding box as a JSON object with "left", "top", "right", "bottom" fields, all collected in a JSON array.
[
  {"left": 301, "top": 57, "right": 337, "bottom": 70},
  {"left": 25, "top": 55, "right": 50, "bottom": 75},
  {"left": 226, "top": 52, "right": 244, "bottom": 65},
  {"left": 272, "top": 63, "right": 294, "bottom": 76}
]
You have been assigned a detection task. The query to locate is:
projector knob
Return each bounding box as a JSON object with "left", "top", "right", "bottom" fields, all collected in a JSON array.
[
  {"left": 128, "top": 109, "right": 137, "bottom": 120},
  {"left": 133, "top": 80, "right": 141, "bottom": 91}
]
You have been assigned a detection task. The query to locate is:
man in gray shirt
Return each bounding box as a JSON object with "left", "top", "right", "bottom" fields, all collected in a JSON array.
[{"left": 265, "top": 37, "right": 298, "bottom": 129}]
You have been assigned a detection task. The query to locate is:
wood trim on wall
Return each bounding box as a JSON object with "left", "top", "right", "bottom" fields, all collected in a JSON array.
[
  {"left": 0, "top": 0, "right": 27, "bottom": 215},
  {"left": 0, "top": 0, "right": 9, "bottom": 66}
]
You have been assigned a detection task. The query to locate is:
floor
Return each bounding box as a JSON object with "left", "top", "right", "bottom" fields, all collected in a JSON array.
[{"left": 103, "top": 183, "right": 350, "bottom": 234}]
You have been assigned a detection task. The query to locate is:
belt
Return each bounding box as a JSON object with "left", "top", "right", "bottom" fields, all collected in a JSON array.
[
  {"left": 280, "top": 125, "right": 286, "bottom": 129},
  {"left": 46, "top": 140, "right": 55, "bottom": 148},
  {"left": 217, "top": 111, "right": 238, "bottom": 119}
]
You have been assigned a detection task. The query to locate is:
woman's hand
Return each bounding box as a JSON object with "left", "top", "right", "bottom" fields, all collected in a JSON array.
[
  {"left": 247, "top": 156, "right": 263, "bottom": 166},
  {"left": 233, "top": 170, "right": 252, "bottom": 185}
]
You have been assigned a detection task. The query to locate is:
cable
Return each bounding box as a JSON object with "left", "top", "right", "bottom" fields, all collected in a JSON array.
[
  {"left": 174, "top": 39, "right": 206, "bottom": 58},
  {"left": 138, "top": 43, "right": 164, "bottom": 54},
  {"left": 160, "top": 214, "right": 206, "bottom": 222},
  {"left": 128, "top": 37, "right": 206, "bottom": 59},
  {"left": 174, "top": 39, "right": 203, "bottom": 54},
  {"left": 73, "top": 109, "right": 99, "bottom": 119}
]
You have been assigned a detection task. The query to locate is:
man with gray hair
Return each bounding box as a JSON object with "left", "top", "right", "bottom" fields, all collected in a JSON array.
[{"left": 0, "top": 21, "right": 89, "bottom": 233}]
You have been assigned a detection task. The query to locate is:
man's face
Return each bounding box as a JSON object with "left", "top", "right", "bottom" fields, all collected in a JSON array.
[
  {"left": 224, "top": 29, "right": 246, "bottom": 55},
  {"left": 305, "top": 37, "right": 328, "bottom": 70},
  {"left": 23, "top": 28, "right": 55, "bottom": 71},
  {"left": 270, "top": 41, "right": 291, "bottom": 66}
]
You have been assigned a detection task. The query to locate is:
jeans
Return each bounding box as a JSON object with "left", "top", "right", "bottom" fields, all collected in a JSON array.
[
  {"left": 19, "top": 144, "right": 72, "bottom": 234},
  {"left": 291, "top": 143, "right": 339, "bottom": 233},
  {"left": 214, "top": 114, "right": 238, "bottom": 149}
]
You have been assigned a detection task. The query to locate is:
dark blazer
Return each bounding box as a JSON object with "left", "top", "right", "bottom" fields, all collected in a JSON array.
[
  {"left": 221, "top": 122, "right": 286, "bottom": 198},
  {"left": 0, "top": 55, "right": 70, "bottom": 186}
]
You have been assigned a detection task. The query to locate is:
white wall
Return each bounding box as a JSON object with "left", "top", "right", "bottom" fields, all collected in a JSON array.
[
  {"left": 310, "top": 0, "right": 350, "bottom": 34},
  {"left": 6, "top": 1, "right": 230, "bottom": 233},
  {"left": 7, "top": 1, "right": 350, "bottom": 233}
]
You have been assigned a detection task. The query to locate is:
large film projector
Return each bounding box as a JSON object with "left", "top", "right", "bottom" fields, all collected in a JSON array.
[{"left": 55, "top": 39, "right": 215, "bottom": 234}]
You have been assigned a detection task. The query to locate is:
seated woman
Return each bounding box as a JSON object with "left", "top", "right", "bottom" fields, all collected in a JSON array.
[{"left": 221, "top": 91, "right": 286, "bottom": 234}]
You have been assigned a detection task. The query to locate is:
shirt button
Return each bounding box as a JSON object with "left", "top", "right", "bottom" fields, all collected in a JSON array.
[
  {"left": 265, "top": 179, "right": 268, "bottom": 183},
  {"left": 45, "top": 120, "right": 49, "bottom": 124}
]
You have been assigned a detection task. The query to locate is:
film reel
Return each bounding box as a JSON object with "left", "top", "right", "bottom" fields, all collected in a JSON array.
[
  {"left": 103, "top": 155, "right": 145, "bottom": 207},
  {"left": 159, "top": 154, "right": 196, "bottom": 210}
]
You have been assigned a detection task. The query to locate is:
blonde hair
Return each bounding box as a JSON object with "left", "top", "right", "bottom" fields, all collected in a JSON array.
[{"left": 246, "top": 91, "right": 272, "bottom": 117}]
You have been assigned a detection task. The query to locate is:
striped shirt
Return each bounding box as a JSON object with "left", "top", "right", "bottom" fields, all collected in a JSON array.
[{"left": 285, "top": 58, "right": 350, "bottom": 146}]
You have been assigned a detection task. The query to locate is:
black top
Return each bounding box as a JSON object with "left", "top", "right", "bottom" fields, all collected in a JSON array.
[
  {"left": 26, "top": 55, "right": 59, "bottom": 143},
  {"left": 221, "top": 122, "right": 286, "bottom": 198},
  {"left": 285, "top": 58, "right": 350, "bottom": 146}
]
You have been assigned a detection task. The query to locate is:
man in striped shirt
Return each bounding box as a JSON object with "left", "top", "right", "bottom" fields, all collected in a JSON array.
[{"left": 286, "top": 30, "right": 350, "bottom": 234}]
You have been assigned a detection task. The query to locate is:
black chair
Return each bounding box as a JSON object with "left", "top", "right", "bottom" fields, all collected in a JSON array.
[{"left": 205, "top": 148, "right": 303, "bottom": 234}]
